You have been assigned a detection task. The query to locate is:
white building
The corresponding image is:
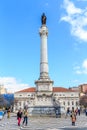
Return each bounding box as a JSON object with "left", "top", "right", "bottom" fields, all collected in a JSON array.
[
  {"left": 14, "top": 87, "right": 79, "bottom": 113},
  {"left": 14, "top": 14, "right": 79, "bottom": 115}
]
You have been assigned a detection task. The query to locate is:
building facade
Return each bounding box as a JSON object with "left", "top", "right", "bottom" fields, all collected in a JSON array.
[{"left": 14, "top": 87, "right": 79, "bottom": 114}]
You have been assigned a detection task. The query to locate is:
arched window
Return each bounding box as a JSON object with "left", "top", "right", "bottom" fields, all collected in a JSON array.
[
  {"left": 19, "top": 102, "right": 21, "bottom": 106},
  {"left": 76, "top": 101, "right": 78, "bottom": 106},
  {"left": 63, "top": 101, "right": 65, "bottom": 105},
  {"left": 72, "top": 101, "right": 74, "bottom": 105},
  {"left": 68, "top": 101, "right": 70, "bottom": 106}
]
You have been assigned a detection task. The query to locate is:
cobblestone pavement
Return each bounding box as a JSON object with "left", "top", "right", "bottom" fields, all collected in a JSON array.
[{"left": 0, "top": 113, "right": 87, "bottom": 130}]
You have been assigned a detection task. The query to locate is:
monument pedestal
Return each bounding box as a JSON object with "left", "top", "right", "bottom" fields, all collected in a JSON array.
[
  {"left": 29, "top": 106, "right": 55, "bottom": 117},
  {"left": 30, "top": 13, "right": 55, "bottom": 116}
]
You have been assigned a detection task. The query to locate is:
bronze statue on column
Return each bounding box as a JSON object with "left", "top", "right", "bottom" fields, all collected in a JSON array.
[{"left": 41, "top": 13, "right": 47, "bottom": 25}]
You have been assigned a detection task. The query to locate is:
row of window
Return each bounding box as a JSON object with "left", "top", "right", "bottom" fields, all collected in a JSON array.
[
  {"left": 17, "top": 100, "right": 79, "bottom": 107},
  {"left": 19, "top": 94, "right": 34, "bottom": 97},
  {"left": 62, "top": 101, "right": 79, "bottom": 106},
  {"left": 54, "top": 94, "right": 75, "bottom": 97},
  {"left": 37, "top": 98, "right": 51, "bottom": 101},
  {"left": 18, "top": 93, "right": 78, "bottom": 97}
]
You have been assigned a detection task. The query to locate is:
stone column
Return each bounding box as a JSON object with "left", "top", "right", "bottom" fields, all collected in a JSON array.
[
  {"left": 35, "top": 13, "right": 53, "bottom": 93},
  {"left": 39, "top": 25, "right": 49, "bottom": 79}
]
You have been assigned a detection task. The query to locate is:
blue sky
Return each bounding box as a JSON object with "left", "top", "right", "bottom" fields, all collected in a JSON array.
[{"left": 0, "top": 0, "right": 87, "bottom": 93}]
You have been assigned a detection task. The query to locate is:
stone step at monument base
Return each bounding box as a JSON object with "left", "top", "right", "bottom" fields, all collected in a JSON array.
[
  {"left": 29, "top": 106, "right": 60, "bottom": 117},
  {"left": 31, "top": 114, "right": 56, "bottom": 117}
]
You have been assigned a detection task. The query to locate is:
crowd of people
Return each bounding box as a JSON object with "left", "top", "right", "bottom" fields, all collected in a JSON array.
[
  {"left": 1, "top": 106, "right": 87, "bottom": 127},
  {"left": 0, "top": 107, "right": 29, "bottom": 126},
  {"left": 65, "top": 106, "right": 87, "bottom": 126}
]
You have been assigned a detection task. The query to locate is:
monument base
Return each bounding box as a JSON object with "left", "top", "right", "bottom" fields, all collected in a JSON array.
[{"left": 28, "top": 106, "right": 62, "bottom": 117}]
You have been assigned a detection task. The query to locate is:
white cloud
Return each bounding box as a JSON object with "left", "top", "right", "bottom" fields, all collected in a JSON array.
[
  {"left": 61, "top": 0, "right": 87, "bottom": 42},
  {"left": 72, "top": 79, "right": 79, "bottom": 83},
  {"left": 74, "top": 59, "right": 87, "bottom": 74},
  {"left": 82, "top": 59, "right": 87, "bottom": 69},
  {"left": 62, "top": 0, "right": 82, "bottom": 15},
  {"left": 0, "top": 77, "right": 29, "bottom": 93}
]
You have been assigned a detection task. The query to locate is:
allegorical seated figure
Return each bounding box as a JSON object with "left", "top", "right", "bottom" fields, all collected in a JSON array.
[{"left": 41, "top": 13, "right": 47, "bottom": 25}]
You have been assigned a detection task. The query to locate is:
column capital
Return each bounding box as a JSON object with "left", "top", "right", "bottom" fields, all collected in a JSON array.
[{"left": 39, "top": 26, "right": 48, "bottom": 36}]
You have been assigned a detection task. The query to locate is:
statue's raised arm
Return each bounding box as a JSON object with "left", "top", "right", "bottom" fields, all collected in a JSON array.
[{"left": 41, "top": 13, "right": 47, "bottom": 25}]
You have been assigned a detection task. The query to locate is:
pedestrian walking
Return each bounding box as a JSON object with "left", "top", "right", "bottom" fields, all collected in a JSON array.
[
  {"left": 7, "top": 108, "right": 10, "bottom": 118},
  {"left": 17, "top": 109, "right": 23, "bottom": 126},
  {"left": 65, "top": 107, "right": 70, "bottom": 118},
  {"left": 70, "top": 110, "right": 76, "bottom": 126},
  {"left": 22, "top": 109, "right": 28, "bottom": 126},
  {"left": 75, "top": 107, "right": 78, "bottom": 116},
  {"left": 78, "top": 108, "right": 80, "bottom": 116}
]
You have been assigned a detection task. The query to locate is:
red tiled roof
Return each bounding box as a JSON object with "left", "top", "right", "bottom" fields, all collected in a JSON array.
[
  {"left": 15, "top": 86, "right": 77, "bottom": 93},
  {"left": 15, "top": 87, "right": 36, "bottom": 93},
  {"left": 53, "top": 87, "right": 76, "bottom": 92}
]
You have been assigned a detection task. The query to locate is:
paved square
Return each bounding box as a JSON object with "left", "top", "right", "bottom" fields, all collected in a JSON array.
[{"left": 0, "top": 113, "right": 87, "bottom": 130}]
